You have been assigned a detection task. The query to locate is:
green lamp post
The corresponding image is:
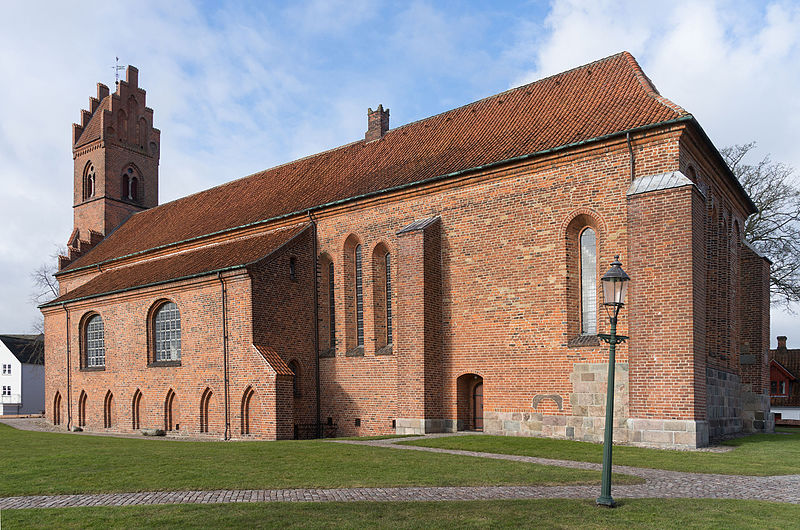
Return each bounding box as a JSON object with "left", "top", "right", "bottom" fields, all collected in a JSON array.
[{"left": 596, "top": 255, "right": 630, "bottom": 508}]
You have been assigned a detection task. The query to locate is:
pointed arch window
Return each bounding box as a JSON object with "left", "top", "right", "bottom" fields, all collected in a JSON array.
[
  {"left": 385, "top": 252, "right": 393, "bottom": 344},
  {"left": 372, "top": 244, "right": 393, "bottom": 352},
  {"left": 355, "top": 244, "right": 364, "bottom": 348},
  {"left": 329, "top": 261, "right": 336, "bottom": 350},
  {"left": 580, "top": 228, "right": 597, "bottom": 334}
]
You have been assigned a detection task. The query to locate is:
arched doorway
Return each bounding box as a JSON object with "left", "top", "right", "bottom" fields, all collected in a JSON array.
[{"left": 456, "top": 374, "right": 484, "bottom": 431}]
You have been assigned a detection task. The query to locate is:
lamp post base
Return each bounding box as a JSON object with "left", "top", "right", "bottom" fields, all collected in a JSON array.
[{"left": 596, "top": 495, "right": 616, "bottom": 508}]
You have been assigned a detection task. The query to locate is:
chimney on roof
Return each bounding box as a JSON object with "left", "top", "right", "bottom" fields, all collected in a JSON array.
[
  {"left": 365, "top": 104, "right": 389, "bottom": 142},
  {"left": 778, "top": 336, "right": 788, "bottom": 351}
]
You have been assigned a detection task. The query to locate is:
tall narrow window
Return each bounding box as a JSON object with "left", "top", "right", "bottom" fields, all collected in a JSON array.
[
  {"left": 580, "top": 228, "right": 597, "bottom": 334},
  {"left": 329, "top": 262, "right": 336, "bottom": 350},
  {"left": 385, "top": 252, "right": 393, "bottom": 344},
  {"left": 355, "top": 244, "right": 364, "bottom": 347},
  {"left": 85, "top": 314, "right": 105, "bottom": 367},
  {"left": 153, "top": 301, "right": 181, "bottom": 362}
]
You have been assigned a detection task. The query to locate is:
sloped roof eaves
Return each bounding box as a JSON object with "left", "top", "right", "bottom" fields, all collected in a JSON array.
[
  {"left": 685, "top": 118, "right": 757, "bottom": 215},
  {"left": 253, "top": 344, "right": 294, "bottom": 376},
  {"left": 59, "top": 114, "right": 695, "bottom": 277},
  {"left": 771, "top": 359, "right": 798, "bottom": 380},
  {"left": 43, "top": 224, "right": 310, "bottom": 308},
  {"left": 0, "top": 335, "right": 45, "bottom": 364},
  {"left": 61, "top": 52, "right": 700, "bottom": 274}
]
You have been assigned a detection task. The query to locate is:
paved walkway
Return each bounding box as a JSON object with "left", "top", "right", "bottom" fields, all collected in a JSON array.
[{"left": 1, "top": 432, "right": 799, "bottom": 510}]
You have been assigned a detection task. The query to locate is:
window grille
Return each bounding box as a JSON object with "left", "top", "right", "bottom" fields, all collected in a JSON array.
[
  {"left": 580, "top": 228, "right": 597, "bottom": 334},
  {"left": 355, "top": 245, "right": 364, "bottom": 347},
  {"left": 385, "top": 252, "right": 393, "bottom": 344},
  {"left": 86, "top": 314, "right": 105, "bottom": 367},
  {"left": 154, "top": 302, "right": 181, "bottom": 362},
  {"left": 328, "top": 262, "right": 335, "bottom": 348}
]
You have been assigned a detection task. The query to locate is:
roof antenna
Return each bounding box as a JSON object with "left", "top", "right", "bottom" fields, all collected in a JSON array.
[{"left": 112, "top": 57, "right": 125, "bottom": 88}]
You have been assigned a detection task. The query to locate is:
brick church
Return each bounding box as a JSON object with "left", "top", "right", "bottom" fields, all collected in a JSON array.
[{"left": 41, "top": 52, "right": 772, "bottom": 448}]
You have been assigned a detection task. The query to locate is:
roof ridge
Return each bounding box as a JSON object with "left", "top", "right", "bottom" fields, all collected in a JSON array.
[
  {"left": 385, "top": 51, "right": 634, "bottom": 136},
  {"left": 96, "top": 53, "right": 638, "bottom": 214},
  {"left": 620, "top": 51, "right": 689, "bottom": 116}
]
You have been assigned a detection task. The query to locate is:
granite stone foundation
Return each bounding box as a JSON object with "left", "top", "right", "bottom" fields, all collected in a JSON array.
[
  {"left": 395, "top": 418, "right": 454, "bottom": 435},
  {"left": 740, "top": 386, "right": 774, "bottom": 433},
  {"left": 706, "top": 367, "right": 743, "bottom": 440},
  {"left": 484, "top": 362, "right": 630, "bottom": 443}
]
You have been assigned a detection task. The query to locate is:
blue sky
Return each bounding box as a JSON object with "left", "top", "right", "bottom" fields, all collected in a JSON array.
[{"left": 1, "top": 0, "right": 799, "bottom": 344}]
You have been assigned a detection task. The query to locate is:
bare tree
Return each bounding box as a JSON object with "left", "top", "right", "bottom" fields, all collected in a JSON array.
[
  {"left": 30, "top": 247, "right": 64, "bottom": 333},
  {"left": 721, "top": 142, "right": 800, "bottom": 306}
]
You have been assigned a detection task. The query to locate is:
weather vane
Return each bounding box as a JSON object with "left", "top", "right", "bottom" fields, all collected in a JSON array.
[{"left": 112, "top": 56, "right": 125, "bottom": 87}]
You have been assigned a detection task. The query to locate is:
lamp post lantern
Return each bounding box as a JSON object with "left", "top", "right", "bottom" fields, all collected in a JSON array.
[{"left": 596, "top": 255, "right": 630, "bottom": 508}]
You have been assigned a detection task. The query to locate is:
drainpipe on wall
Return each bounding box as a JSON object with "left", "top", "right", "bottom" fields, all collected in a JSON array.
[
  {"left": 218, "top": 272, "right": 231, "bottom": 440},
  {"left": 62, "top": 303, "right": 72, "bottom": 431},
  {"left": 309, "top": 213, "right": 322, "bottom": 438},
  {"left": 626, "top": 132, "right": 635, "bottom": 181}
]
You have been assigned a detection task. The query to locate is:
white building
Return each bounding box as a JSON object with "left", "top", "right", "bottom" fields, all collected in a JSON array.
[{"left": 0, "top": 335, "right": 45, "bottom": 415}]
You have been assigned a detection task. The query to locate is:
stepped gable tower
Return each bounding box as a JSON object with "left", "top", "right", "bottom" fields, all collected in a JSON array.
[{"left": 63, "top": 65, "right": 160, "bottom": 269}]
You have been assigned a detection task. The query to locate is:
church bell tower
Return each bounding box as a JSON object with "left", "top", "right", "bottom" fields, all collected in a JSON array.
[{"left": 63, "top": 66, "right": 160, "bottom": 269}]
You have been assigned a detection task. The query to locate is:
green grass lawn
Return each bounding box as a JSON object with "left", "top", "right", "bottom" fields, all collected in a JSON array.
[
  {"left": 4, "top": 499, "right": 799, "bottom": 529},
  {"left": 0, "top": 424, "right": 638, "bottom": 497},
  {"left": 401, "top": 428, "right": 800, "bottom": 475}
]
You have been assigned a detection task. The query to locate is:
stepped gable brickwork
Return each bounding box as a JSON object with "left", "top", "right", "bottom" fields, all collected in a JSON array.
[
  {"left": 66, "top": 65, "right": 161, "bottom": 270},
  {"left": 43, "top": 53, "right": 771, "bottom": 447},
  {"left": 60, "top": 52, "right": 689, "bottom": 274}
]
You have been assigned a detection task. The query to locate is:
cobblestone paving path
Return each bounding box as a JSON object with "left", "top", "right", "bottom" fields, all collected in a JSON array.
[{"left": 1, "top": 433, "right": 798, "bottom": 510}]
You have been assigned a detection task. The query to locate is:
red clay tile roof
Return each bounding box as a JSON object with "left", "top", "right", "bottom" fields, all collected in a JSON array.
[
  {"left": 75, "top": 96, "right": 110, "bottom": 148},
  {"left": 47, "top": 223, "right": 309, "bottom": 306},
  {"left": 771, "top": 347, "right": 800, "bottom": 407},
  {"left": 253, "top": 344, "right": 294, "bottom": 376},
  {"left": 63, "top": 52, "right": 689, "bottom": 273}
]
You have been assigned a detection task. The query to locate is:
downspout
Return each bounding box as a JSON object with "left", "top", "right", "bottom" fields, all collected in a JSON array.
[
  {"left": 309, "top": 214, "right": 322, "bottom": 438},
  {"left": 626, "top": 132, "right": 635, "bottom": 181},
  {"left": 218, "top": 272, "right": 231, "bottom": 440},
  {"left": 62, "top": 303, "right": 72, "bottom": 430}
]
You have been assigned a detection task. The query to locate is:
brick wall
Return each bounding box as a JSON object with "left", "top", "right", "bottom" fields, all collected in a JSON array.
[{"left": 45, "top": 122, "right": 771, "bottom": 448}]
